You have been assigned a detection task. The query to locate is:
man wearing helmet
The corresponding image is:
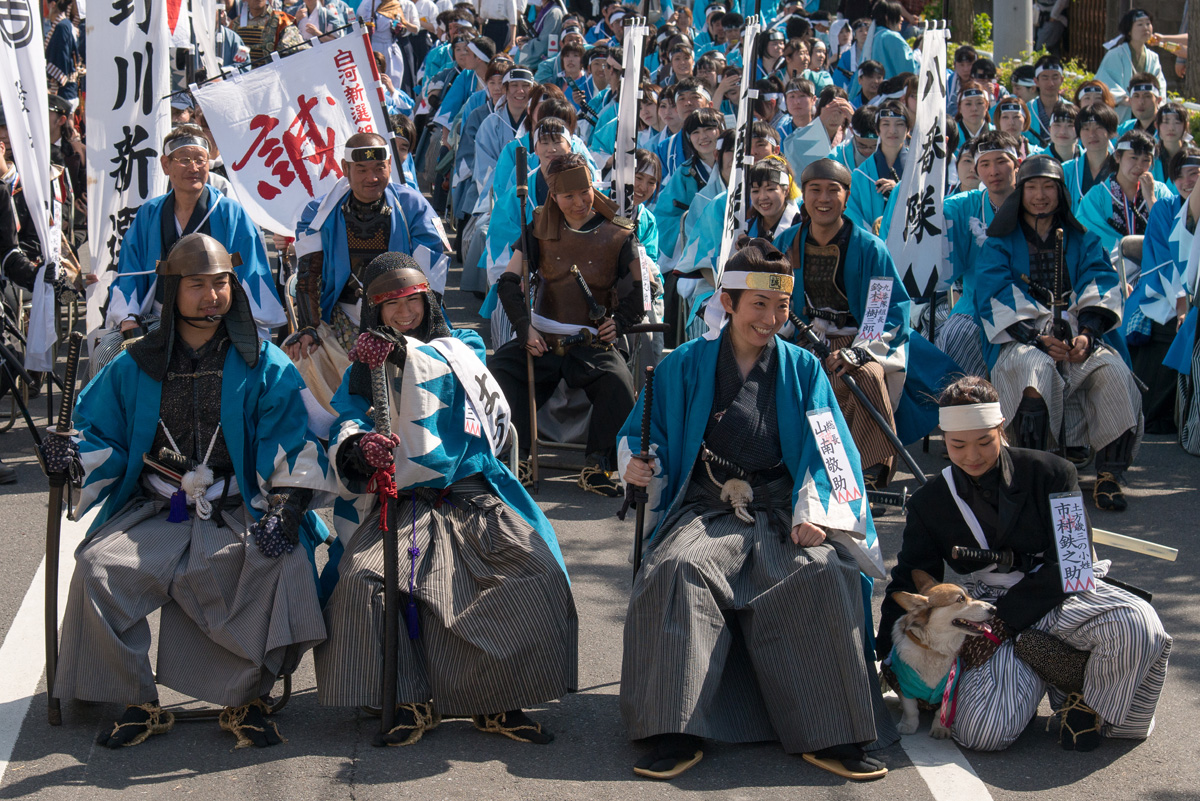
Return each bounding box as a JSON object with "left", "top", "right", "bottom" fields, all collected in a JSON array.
[
  {"left": 42, "top": 234, "right": 337, "bottom": 749},
  {"left": 976, "top": 155, "right": 1142, "bottom": 511}
]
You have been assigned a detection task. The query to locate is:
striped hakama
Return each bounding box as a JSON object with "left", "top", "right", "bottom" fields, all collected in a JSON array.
[
  {"left": 936, "top": 313, "right": 989, "bottom": 379},
  {"left": 818, "top": 334, "right": 896, "bottom": 475},
  {"left": 55, "top": 496, "right": 326, "bottom": 707},
  {"left": 951, "top": 569, "right": 1171, "bottom": 752},
  {"left": 992, "top": 342, "right": 1142, "bottom": 453},
  {"left": 1178, "top": 330, "right": 1200, "bottom": 455},
  {"left": 315, "top": 475, "right": 578, "bottom": 714},
  {"left": 620, "top": 475, "right": 895, "bottom": 753}
]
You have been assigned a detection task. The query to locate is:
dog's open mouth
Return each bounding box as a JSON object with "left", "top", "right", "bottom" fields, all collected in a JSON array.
[{"left": 953, "top": 618, "right": 1001, "bottom": 643}]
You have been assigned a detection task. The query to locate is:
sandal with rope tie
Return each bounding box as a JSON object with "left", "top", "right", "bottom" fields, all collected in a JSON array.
[
  {"left": 372, "top": 702, "right": 441, "bottom": 747},
  {"left": 472, "top": 710, "right": 554, "bottom": 744},
  {"left": 577, "top": 465, "right": 621, "bottom": 497},
  {"left": 1051, "top": 692, "right": 1103, "bottom": 752},
  {"left": 517, "top": 458, "right": 532, "bottom": 487},
  {"left": 220, "top": 698, "right": 285, "bottom": 749},
  {"left": 96, "top": 702, "right": 175, "bottom": 748},
  {"left": 1093, "top": 471, "right": 1128, "bottom": 511},
  {"left": 633, "top": 733, "right": 704, "bottom": 780}
]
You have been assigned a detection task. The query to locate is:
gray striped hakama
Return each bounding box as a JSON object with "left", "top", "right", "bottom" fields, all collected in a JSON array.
[
  {"left": 1178, "top": 335, "right": 1200, "bottom": 455},
  {"left": 55, "top": 497, "right": 327, "bottom": 707},
  {"left": 951, "top": 569, "right": 1171, "bottom": 752},
  {"left": 314, "top": 475, "right": 578, "bottom": 714},
  {"left": 620, "top": 476, "right": 897, "bottom": 754},
  {"left": 992, "top": 342, "right": 1143, "bottom": 454},
  {"left": 936, "top": 313, "right": 989, "bottom": 379}
]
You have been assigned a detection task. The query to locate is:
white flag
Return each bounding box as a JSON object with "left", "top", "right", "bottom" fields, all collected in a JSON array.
[
  {"left": 613, "top": 17, "right": 648, "bottom": 217},
  {"left": 193, "top": 27, "right": 395, "bottom": 235},
  {"left": 0, "top": 0, "right": 61, "bottom": 369},
  {"left": 884, "top": 23, "right": 950, "bottom": 300},
  {"left": 85, "top": 0, "right": 172, "bottom": 338},
  {"left": 715, "top": 19, "right": 763, "bottom": 286}
]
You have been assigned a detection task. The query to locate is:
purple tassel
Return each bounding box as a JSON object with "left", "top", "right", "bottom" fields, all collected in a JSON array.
[
  {"left": 405, "top": 596, "right": 420, "bottom": 640},
  {"left": 168, "top": 489, "right": 190, "bottom": 523}
]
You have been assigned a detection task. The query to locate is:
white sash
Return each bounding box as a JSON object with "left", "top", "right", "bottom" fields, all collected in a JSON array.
[
  {"left": 941, "top": 465, "right": 1024, "bottom": 588},
  {"left": 426, "top": 337, "right": 510, "bottom": 456}
]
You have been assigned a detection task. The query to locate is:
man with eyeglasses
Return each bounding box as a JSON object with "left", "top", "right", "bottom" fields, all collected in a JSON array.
[{"left": 100, "top": 125, "right": 285, "bottom": 361}]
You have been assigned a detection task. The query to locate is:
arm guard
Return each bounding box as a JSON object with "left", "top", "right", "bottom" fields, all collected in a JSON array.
[
  {"left": 295, "top": 251, "right": 325, "bottom": 331},
  {"left": 612, "top": 273, "right": 646, "bottom": 335},
  {"left": 497, "top": 271, "right": 531, "bottom": 342}
]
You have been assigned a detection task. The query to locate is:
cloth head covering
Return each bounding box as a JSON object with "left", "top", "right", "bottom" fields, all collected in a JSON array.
[
  {"left": 532, "top": 163, "right": 626, "bottom": 239},
  {"left": 129, "top": 234, "right": 259, "bottom": 381},
  {"left": 349, "top": 252, "right": 452, "bottom": 401},
  {"left": 988, "top": 155, "right": 1085, "bottom": 236}
]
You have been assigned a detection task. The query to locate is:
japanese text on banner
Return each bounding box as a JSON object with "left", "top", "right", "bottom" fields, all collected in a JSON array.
[
  {"left": 1050, "top": 491, "right": 1096, "bottom": 593},
  {"left": 806, "top": 409, "right": 864, "bottom": 505}
]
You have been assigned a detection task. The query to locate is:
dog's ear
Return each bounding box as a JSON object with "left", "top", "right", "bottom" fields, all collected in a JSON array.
[
  {"left": 892, "top": 591, "right": 926, "bottom": 612},
  {"left": 911, "top": 569, "right": 938, "bottom": 594}
]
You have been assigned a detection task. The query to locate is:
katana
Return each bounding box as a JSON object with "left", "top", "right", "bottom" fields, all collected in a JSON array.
[
  {"left": 44, "top": 330, "right": 84, "bottom": 726},
  {"left": 570, "top": 265, "right": 608, "bottom": 322},
  {"left": 618, "top": 365, "right": 655, "bottom": 582},
  {"left": 515, "top": 147, "right": 540, "bottom": 493}
]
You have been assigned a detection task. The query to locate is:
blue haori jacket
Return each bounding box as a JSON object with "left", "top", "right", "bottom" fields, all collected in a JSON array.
[
  {"left": 327, "top": 333, "right": 568, "bottom": 578},
  {"left": 616, "top": 329, "right": 885, "bottom": 580},
  {"left": 106, "top": 185, "right": 285, "bottom": 331},
  {"left": 775, "top": 219, "right": 956, "bottom": 444},
  {"left": 975, "top": 224, "right": 1127, "bottom": 370},
  {"left": 74, "top": 342, "right": 338, "bottom": 572},
  {"left": 1126, "top": 194, "right": 1190, "bottom": 345},
  {"left": 294, "top": 178, "right": 449, "bottom": 322}
]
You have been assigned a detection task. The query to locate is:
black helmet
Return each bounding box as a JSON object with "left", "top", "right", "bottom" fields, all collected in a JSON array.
[{"left": 988, "top": 154, "right": 1084, "bottom": 237}]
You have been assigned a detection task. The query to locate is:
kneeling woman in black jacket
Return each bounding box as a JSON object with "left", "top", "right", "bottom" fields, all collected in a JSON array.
[{"left": 876, "top": 376, "right": 1171, "bottom": 752}]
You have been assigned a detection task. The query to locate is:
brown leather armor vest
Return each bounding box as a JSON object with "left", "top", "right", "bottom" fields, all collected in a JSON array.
[
  {"left": 533, "top": 217, "right": 631, "bottom": 328},
  {"left": 340, "top": 197, "right": 391, "bottom": 302}
]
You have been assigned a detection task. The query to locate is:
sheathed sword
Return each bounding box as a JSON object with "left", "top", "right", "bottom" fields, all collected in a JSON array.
[
  {"left": 788, "top": 311, "right": 927, "bottom": 487},
  {"left": 44, "top": 330, "right": 84, "bottom": 726},
  {"left": 618, "top": 365, "right": 655, "bottom": 581},
  {"left": 569, "top": 265, "right": 609, "bottom": 322}
]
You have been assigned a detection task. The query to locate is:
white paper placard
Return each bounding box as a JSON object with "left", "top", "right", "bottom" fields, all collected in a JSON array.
[
  {"left": 858, "top": 277, "right": 894, "bottom": 342},
  {"left": 637, "top": 244, "right": 653, "bottom": 311},
  {"left": 806, "top": 409, "right": 864, "bottom": 505},
  {"left": 1050, "top": 491, "right": 1095, "bottom": 593}
]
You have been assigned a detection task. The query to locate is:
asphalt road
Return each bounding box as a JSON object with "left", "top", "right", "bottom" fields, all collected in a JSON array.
[{"left": 0, "top": 264, "right": 1195, "bottom": 801}]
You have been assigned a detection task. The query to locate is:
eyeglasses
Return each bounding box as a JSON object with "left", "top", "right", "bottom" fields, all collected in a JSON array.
[{"left": 170, "top": 156, "right": 208, "bottom": 168}]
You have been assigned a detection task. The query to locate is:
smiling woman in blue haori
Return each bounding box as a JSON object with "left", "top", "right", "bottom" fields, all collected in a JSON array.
[
  {"left": 618, "top": 239, "right": 896, "bottom": 784},
  {"left": 316, "top": 253, "right": 576, "bottom": 748},
  {"left": 846, "top": 100, "right": 910, "bottom": 233}
]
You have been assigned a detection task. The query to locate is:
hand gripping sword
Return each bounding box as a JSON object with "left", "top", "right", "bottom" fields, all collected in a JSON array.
[
  {"left": 44, "top": 331, "right": 83, "bottom": 725},
  {"left": 618, "top": 366, "right": 654, "bottom": 581}
]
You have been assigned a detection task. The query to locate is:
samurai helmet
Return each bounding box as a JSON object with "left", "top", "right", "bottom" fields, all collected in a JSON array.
[
  {"left": 156, "top": 233, "right": 243, "bottom": 277},
  {"left": 988, "top": 154, "right": 1084, "bottom": 237}
]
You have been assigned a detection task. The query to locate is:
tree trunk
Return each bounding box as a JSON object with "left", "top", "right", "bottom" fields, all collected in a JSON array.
[
  {"left": 1186, "top": 0, "right": 1200, "bottom": 101},
  {"left": 950, "top": 0, "right": 973, "bottom": 45}
]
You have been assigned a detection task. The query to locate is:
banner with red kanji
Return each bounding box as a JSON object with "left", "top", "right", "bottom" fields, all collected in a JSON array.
[{"left": 193, "top": 27, "right": 393, "bottom": 234}]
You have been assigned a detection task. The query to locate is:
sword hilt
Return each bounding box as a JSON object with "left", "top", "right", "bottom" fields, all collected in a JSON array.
[
  {"left": 52, "top": 331, "right": 84, "bottom": 436},
  {"left": 951, "top": 545, "right": 1014, "bottom": 569},
  {"left": 552, "top": 329, "right": 593, "bottom": 356},
  {"left": 570, "top": 265, "right": 608, "bottom": 320}
]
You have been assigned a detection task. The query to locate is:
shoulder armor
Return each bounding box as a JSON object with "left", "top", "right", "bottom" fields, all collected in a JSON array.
[{"left": 611, "top": 215, "right": 635, "bottom": 230}]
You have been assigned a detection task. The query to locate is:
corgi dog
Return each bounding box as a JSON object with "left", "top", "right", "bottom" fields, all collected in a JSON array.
[{"left": 889, "top": 569, "right": 998, "bottom": 738}]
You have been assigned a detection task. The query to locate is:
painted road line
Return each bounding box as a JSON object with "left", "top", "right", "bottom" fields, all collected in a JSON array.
[
  {"left": 900, "top": 726, "right": 995, "bottom": 801},
  {"left": 0, "top": 511, "right": 89, "bottom": 786}
]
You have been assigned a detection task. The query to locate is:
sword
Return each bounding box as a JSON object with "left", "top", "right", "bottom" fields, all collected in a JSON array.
[
  {"left": 44, "top": 330, "right": 83, "bottom": 726},
  {"left": 570, "top": 265, "right": 608, "bottom": 322},
  {"left": 789, "top": 312, "right": 927, "bottom": 486},
  {"left": 618, "top": 365, "right": 655, "bottom": 582},
  {"left": 951, "top": 545, "right": 1015, "bottom": 569},
  {"left": 552, "top": 329, "right": 594, "bottom": 356}
]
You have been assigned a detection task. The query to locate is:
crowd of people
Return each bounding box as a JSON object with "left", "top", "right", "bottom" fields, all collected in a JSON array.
[{"left": 0, "top": 0, "right": 1183, "bottom": 784}]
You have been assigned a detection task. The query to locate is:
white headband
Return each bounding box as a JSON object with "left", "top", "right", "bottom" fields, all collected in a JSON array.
[
  {"left": 939, "top": 402, "right": 1004, "bottom": 431},
  {"left": 468, "top": 42, "right": 489, "bottom": 62},
  {"left": 719, "top": 270, "right": 794, "bottom": 293},
  {"left": 165, "top": 135, "right": 211, "bottom": 155},
  {"left": 762, "top": 92, "right": 784, "bottom": 102}
]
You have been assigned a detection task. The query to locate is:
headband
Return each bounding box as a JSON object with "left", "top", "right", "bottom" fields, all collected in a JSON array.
[
  {"left": 636, "top": 161, "right": 659, "bottom": 177},
  {"left": 547, "top": 164, "right": 592, "bottom": 193},
  {"left": 606, "top": 55, "right": 623, "bottom": 72},
  {"left": 752, "top": 167, "right": 788, "bottom": 186},
  {"left": 608, "top": 11, "right": 626, "bottom": 24},
  {"left": 345, "top": 145, "right": 389, "bottom": 162},
  {"left": 939, "top": 402, "right": 1004, "bottom": 431},
  {"left": 504, "top": 68, "right": 534, "bottom": 84},
  {"left": 960, "top": 88, "right": 985, "bottom": 99},
  {"left": 536, "top": 122, "right": 570, "bottom": 141},
  {"left": 1131, "top": 9, "right": 1149, "bottom": 19},
  {"left": 680, "top": 85, "right": 712, "bottom": 101},
  {"left": 1079, "top": 85, "right": 1103, "bottom": 96},
  {"left": 657, "top": 31, "right": 670, "bottom": 43},
  {"left": 720, "top": 270, "right": 794, "bottom": 293},
  {"left": 165, "top": 135, "right": 211, "bottom": 155},
  {"left": 1178, "top": 155, "right": 1200, "bottom": 169},
  {"left": 878, "top": 107, "right": 907, "bottom": 120},
  {"left": 1050, "top": 112, "right": 1075, "bottom": 124},
  {"left": 1114, "top": 140, "right": 1152, "bottom": 153},
  {"left": 1160, "top": 108, "right": 1185, "bottom": 120},
  {"left": 976, "top": 142, "right": 1019, "bottom": 159},
  {"left": 998, "top": 102, "right": 1023, "bottom": 115},
  {"left": 852, "top": 127, "right": 879, "bottom": 139},
  {"left": 468, "top": 42, "right": 489, "bottom": 62},
  {"left": 1130, "top": 82, "right": 1158, "bottom": 94},
  {"left": 853, "top": 19, "right": 871, "bottom": 29},
  {"left": 1013, "top": 76, "right": 1036, "bottom": 87},
  {"left": 765, "top": 29, "right": 786, "bottom": 41},
  {"left": 761, "top": 92, "right": 783, "bottom": 102},
  {"left": 1034, "top": 64, "right": 1062, "bottom": 77},
  {"left": 370, "top": 279, "right": 430, "bottom": 306}
]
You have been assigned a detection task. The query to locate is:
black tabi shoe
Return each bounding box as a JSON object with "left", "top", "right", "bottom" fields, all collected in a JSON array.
[
  {"left": 373, "top": 702, "right": 440, "bottom": 747},
  {"left": 219, "top": 698, "right": 285, "bottom": 748},
  {"left": 1093, "top": 471, "right": 1128, "bottom": 512},
  {"left": 577, "top": 465, "right": 621, "bottom": 497},
  {"left": 633, "top": 734, "right": 704, "bottom": 780},
  {"left": 1054, "top": 692, "right": 1103, "bottom": 752},
  {"left": 96, "top": 702, "right": 174, "bottom": 748}
]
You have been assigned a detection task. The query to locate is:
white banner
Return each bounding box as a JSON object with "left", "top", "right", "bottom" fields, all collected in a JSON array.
[
  {"left": 85, "top": 0, "right": 172, "bottom": 337},
  {"left": 884, "top": 22, "right": 950, "bottom": 300},
  {"left": 193, "top": 28, "right": 394, "bottom": 235},
  {"left": 613, "top": 17, "right": 648, "bottom": 217},
  {"left": 0, "top": 0, "right": 59, "bottom": 369},
  {"left": 715, "top": 19, "right": 763, "bottom": 285}
]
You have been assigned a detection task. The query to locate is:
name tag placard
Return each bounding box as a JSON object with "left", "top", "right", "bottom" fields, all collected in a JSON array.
[
  {"left": 1050, "top": 491, "right": 1095, "bottom": 593},
  {"left": 859, "top": 277, "right": 894, "bottom": 342},
  {"left": 637, "top": 244, "right": 653, "bottom": 311},
  {"left": 806, "top": 409, "right": 864, "bottom": 505}
]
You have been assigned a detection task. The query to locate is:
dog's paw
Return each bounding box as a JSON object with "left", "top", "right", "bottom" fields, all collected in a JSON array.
[
  {"left": 898, "top": 716, "right": 920, "bottom": 735},
  {"left": 929, "top": 720, "right": 952, "bottom": 740}
]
